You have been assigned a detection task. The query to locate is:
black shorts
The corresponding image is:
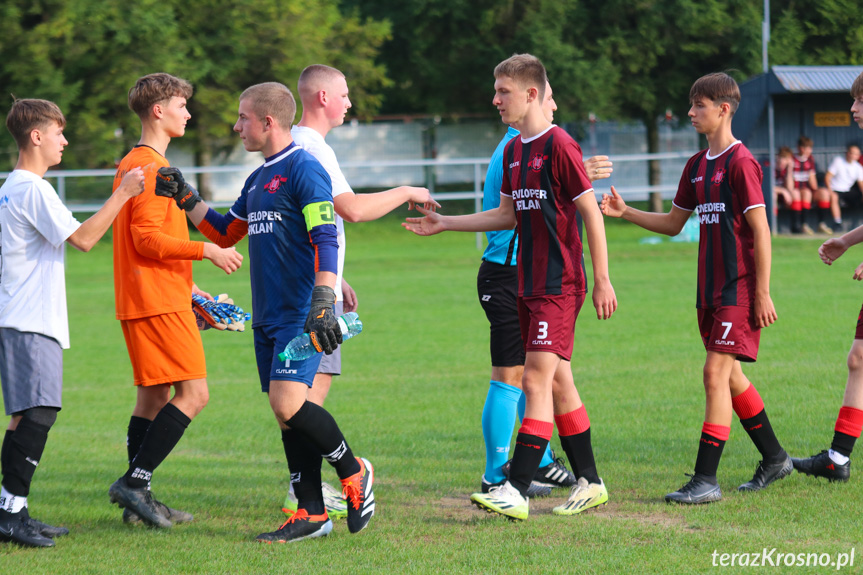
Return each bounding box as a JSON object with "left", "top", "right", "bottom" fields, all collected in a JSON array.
[
  {"left": 838, "top": 184, "right": 863, "bottom": 209},
  {"left": 477, "top": 260, "right": 524, "bottom": 367}
]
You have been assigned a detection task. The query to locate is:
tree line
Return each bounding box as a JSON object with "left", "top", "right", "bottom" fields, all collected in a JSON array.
[{"left": 2, "top": 0, "right": 862, "bottom": 179}]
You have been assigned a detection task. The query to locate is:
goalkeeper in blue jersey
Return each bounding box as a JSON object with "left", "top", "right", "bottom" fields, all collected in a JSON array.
[{"left": 154, "top": 82, "right": 374, "bottom": 543}]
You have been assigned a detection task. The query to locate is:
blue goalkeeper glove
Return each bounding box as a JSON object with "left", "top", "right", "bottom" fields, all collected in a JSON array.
[
  {"left": 192, "top": 293, "right": 250, "bottom": 332},
  {"left": 155, "top": 167, "right": 202, "bottom": 212}
]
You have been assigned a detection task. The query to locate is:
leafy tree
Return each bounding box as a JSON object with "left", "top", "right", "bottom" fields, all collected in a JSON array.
[
  {"left": 342, "top": 0, "right": 617, "bottom": 122},
  {"left": 770, "top": 0, "right": 863, "bottom": 65},
  {"left": 581, "top": 0, "right": 763, "bottom": 209},
  {"left": 169, "top": 0, "right": 390, "bottom": 194},
  {"left": 0, "top": 0, "right": 390, "bottom": 193},
  {"left": 0, "top": 0, "right": 187, "bottom": 169}
]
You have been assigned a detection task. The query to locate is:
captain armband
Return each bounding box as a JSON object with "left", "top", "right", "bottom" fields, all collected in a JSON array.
[{"left": 302, "top": 201, "right": 335, "bottom": 232}]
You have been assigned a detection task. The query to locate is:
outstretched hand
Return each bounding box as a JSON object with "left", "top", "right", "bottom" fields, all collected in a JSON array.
[
  {"left": 402, "top": 205, "right": 445, "bottom": 236},
  {"left": 156, "top": 167, "right": 202, "bottom": 212},
  {"left": 600, "top": 186, "right": 627, "bottom": 218},
  {"left": 404, "top": 186, "right": 441, "bottom": 213},
  {"left": 819, "top": 237, "right": 848, "bottom": 266},
  {"left": 584, "top": 156, "right": 613, "bottom": 183},
  {"left": 203, "top": 244, "right": 243, "bottom": 274}
]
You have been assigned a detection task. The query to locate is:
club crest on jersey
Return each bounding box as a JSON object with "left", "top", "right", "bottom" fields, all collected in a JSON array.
[
  {"left": 528, "top": 153, "right": 548, "bottom": 172},
  {"left": 264, "top": 174, "right": 287, "bottom": 193},
  {"left": 711, "top": 169, "right": 726, "bottom": 184}
]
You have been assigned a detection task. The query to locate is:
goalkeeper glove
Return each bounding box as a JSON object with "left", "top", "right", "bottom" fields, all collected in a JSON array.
[
  {"left": 192, "top": 293, "right": 250, "bottom": 332},
  {"left": 303, "top": 285, "right": 342, "bottom": 354},
  {"left": 155, "top": 167, "right": 202, "bottom": 212}
]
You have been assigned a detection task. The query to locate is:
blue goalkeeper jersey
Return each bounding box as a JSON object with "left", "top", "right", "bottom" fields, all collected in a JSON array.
[
  {"left": 226, "top": 143, "right": 338, "bottom": 327},
  {"left": 482, "top": 126, "right": 520, "bottom": 266}
]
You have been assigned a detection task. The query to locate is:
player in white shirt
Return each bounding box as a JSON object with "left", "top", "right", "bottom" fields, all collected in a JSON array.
[
  {"left": 825, "top": 144, "right": 863, "bottom": 230},
  {"left": 281, "top": 65, "right": 438, "bottom": 518},
  {"left": 0, "top": 99, "right": 144, "bottom": 548}
]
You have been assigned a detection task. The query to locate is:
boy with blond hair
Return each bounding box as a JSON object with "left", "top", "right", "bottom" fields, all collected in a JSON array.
[
  {"left": 602, "top": 72, "right": 791, "bottom": 503},
  {"left": 155, "top": 82, "right": 376, "bottom": 543},
  {"left": 107, "top": 73, "right": 243, "bottom": 528},
  {"left": 278, "top": 64, "right": 437, "bottom": 517},
  {"left": 404, "top": 54, "right": 617, "bottom": 521},
  {"left": 0, "top": 99, "right": 144, "bottom": 547}
]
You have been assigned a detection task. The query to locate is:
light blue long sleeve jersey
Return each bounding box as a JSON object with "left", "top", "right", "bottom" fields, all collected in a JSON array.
[{"left": 481, "top": 126, "right": 520, "bottom": 266}]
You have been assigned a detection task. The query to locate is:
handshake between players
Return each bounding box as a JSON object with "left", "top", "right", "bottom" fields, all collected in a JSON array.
[{"left": 155, "top": 166, "right": 342, "bottom": 355}]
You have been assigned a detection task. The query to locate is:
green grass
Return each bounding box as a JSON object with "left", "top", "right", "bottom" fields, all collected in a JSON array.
[{"left": 2, "top": 215, "right": 861, "bottom": 573}]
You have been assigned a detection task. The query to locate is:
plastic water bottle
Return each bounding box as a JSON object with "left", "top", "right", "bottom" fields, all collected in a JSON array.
[{"left": 278, "top": 312, "right": 363, "bottom": 361}]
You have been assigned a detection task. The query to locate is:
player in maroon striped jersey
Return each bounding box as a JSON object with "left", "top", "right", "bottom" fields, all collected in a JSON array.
[
  {"left": 793, "top": 71, "right": 863, "bottom": 482},
  {"left": 792, "top": 136, "right": 833, "bottom": 234},
  {"left": 404, "top": 54, "right": 617, "bottom": 520},
  {"left": 601, "top": 72, "right": 792, "bottom": 504}
]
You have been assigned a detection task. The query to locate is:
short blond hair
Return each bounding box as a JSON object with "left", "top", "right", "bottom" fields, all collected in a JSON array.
[
  {"left": 298, "top": 65, "right": 345, "bottom": 101},
  {"left": 494, "top": 54, "right": 547, "bottom": 101},
  {"left": 128, "top": 73, "right": 193, "bottom": 119},
  {"left": 239, "top": 82, "right": 296, "bottom": 129},
  {"left": 5, "top": 98, "right": 66, "bottom": 148},
  {"left": 689, "top": 72, "right": 740, "bottom": 115}
]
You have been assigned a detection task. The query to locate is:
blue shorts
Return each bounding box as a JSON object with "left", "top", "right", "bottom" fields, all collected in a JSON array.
[{"left": 253, "top": 323, "right": 322, "bottom": 392}]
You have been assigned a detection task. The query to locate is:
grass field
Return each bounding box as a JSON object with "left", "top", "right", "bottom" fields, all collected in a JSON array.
[{"left": 1, "top": 213, "right": 861, "bottom": 573}]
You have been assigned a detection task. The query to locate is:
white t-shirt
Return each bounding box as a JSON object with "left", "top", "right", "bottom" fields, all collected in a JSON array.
[
  {"left": 291, "top": 125, "right": 351, "bottom": 301},
  {"left": 827, "top": 155, "right": 863, "bottom": 192},
  {"left": 0, "top": 170, "right": 81, "bottom": 348}
]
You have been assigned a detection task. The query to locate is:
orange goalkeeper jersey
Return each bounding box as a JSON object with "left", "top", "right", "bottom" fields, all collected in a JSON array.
[{"left": 112, "top": 145, "right": 204, "bottom": 320}]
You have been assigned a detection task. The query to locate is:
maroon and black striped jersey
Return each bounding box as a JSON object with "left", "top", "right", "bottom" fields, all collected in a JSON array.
[
  {"left": 500, "top": 125, "right": 594, "bottom": 297},
  {"left": 673, "top": 141, "right": 765, "bottom": 309},
  {"left": 792, "top": 155, "right": 816, "bottom": 189}
]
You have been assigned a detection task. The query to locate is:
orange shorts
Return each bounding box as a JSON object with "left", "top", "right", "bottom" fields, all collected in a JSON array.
[{"left": 121, "top": 310, "right": 207, "bottom": 386}]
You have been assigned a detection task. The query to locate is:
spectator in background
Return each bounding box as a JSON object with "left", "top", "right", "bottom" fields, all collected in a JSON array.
[
  {"left": 825, "top": 144, "right": 863, "bottom": 232},
  {"left": 774, "top": 146, "right": 795, "bottom": 209},
  {"left": 792, "top": 136, "right": 832, "bottom": 235}
]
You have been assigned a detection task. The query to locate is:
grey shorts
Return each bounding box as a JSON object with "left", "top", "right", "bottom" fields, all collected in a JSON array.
[
  {"left": 317, "top": 301, "right": 343, "bottom": 376},
  {"left": 0, "top": 328, "right": 63, "bottom": 415}
]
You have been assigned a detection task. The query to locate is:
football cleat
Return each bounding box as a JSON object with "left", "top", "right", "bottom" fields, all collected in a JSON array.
[
  {"left": 256, "top": 509, "right": 332, "bottom": 544},
  {"left": 109, "top": 477, "right": 172, "bottom": 528},
  {"left": 738, "top": 454, "right": 793, "bottom": 491},
  {"left": 321, "top": 482, "right": 348, "bottom": 519},
  {"left": 665, "top": 474, "right": 722, "bottom": 505},
  {"left": 481, "top": 475, "right": 551, "bottom": 498},
  {"left": 20, "top": 508, "right": 69, "bottom": 538},
  {"left": 470, "top": 480, "right": 529, "bottom": 521},
  {"left": 792, "top": 450, "right": 851, "bottom": 482},
  {"left": 283, "top": 483, "right": 348, "bottom": 520},
  {"left": 503, "top": 454, "right": 576, "bottom": 489},
  {"left": 534, "top": 457, "right": 577, "bottom": 488},
  {"left": 341, "top": 457, "right": 375, "bottom": 534},
  {"left": 552, "top": 477, "right": 608, "bottom": 515},
  {"left": 0, "top": 509, "right": 55, "bottom": 548},
  {"left": 123, "top": 499, "right": 194, "bottom": 524}
]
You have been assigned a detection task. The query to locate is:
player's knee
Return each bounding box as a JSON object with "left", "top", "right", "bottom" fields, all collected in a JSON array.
[
  {"left": 702, "top": 369, "right": 727, "bottom": 396},
  {"left": 847, "top": 344, "right": 863, "bottom": 373},
  {"left": 20, "top": 406, "right": 59, "bottom": 430},
  {"left": 194, "top": 388, "right": 210, "bottom": 412}
]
